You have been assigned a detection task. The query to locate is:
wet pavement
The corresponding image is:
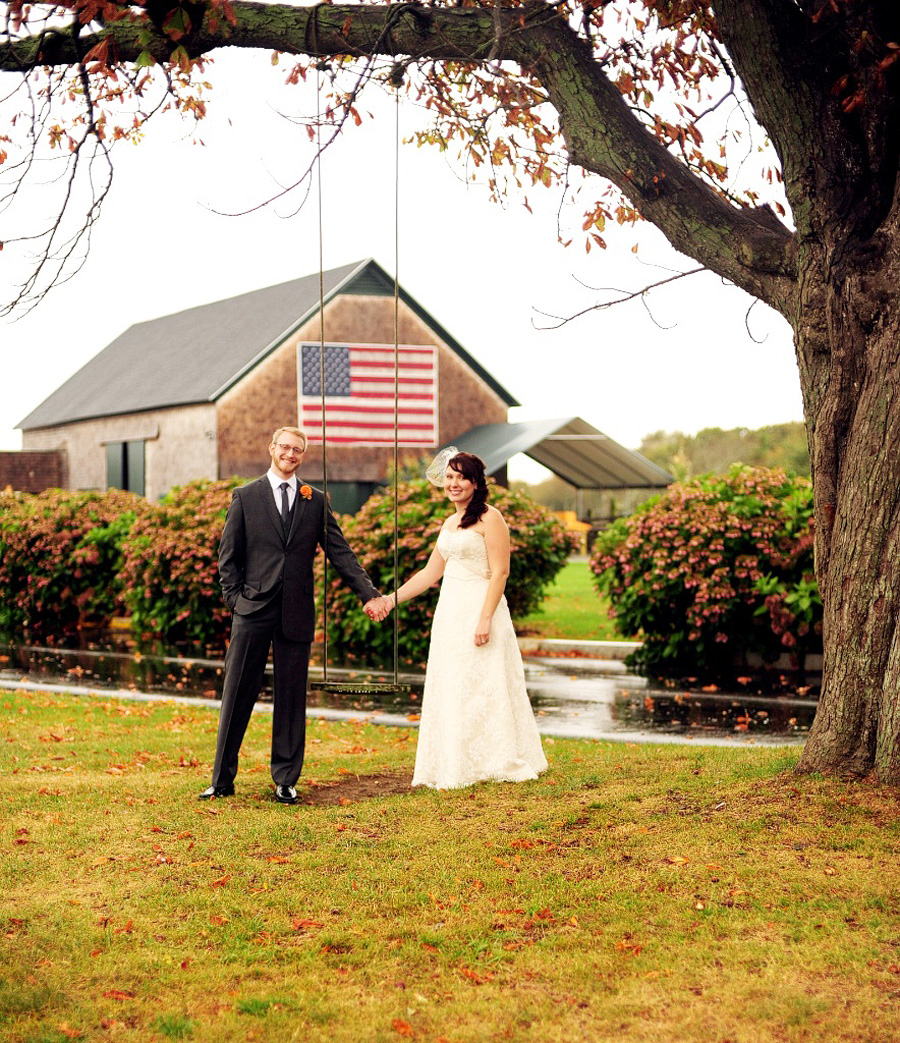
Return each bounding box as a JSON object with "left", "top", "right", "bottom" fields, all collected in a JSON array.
[{"left": 0, "top": 640, "right": 814, "bottom": 747}]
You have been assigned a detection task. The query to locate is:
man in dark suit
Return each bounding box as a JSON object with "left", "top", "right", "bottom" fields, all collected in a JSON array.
[{"left": 199, "top": 426, "right": 387, "bottom": 805}]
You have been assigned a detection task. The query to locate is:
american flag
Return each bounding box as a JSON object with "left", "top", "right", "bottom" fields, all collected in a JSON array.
[{"left": 298, "top": 342, "right": 438, "bottom": 446}]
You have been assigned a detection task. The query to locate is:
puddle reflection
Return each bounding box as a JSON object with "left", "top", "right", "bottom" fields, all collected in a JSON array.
[{"left": 0, "top": 641, "right": 814, "bottom": 745}]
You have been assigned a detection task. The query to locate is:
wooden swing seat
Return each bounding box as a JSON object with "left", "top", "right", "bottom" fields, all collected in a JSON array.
[{"left": 309, "top": 680, "right": 412, "bottom": 696}]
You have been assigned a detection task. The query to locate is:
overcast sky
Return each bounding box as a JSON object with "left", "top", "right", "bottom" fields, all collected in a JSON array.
[{"left": 0, "top": 49, "right": 804, "bottom": 483}]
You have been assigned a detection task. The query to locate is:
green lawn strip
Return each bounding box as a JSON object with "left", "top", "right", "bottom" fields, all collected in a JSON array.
[
  {"left": 517, "top": 560, "right": 624, "bottom": 641},
  {"left": 2, "top": 690, "right": 898, "bottom": 1043}
]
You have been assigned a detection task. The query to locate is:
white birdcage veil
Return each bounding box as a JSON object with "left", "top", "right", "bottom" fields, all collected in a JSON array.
[{"left": 425, "top": 446, "right": 460, "bottom": 487}]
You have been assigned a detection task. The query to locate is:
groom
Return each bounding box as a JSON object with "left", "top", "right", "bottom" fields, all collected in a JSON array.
[{"left": 199, "top": 426, "right": 387, "bottom": 805}]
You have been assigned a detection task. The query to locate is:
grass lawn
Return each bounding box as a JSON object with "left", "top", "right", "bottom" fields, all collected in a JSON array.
[
  {"left": 2, "top": 688, "right": 899, "bottom": 1043},
  {"left": 517, "top": 559, "right": 625, "bottom": 641}
]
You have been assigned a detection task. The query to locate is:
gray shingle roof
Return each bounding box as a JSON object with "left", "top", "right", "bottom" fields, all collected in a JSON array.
[{"left": 20, "top": 258, "right": 517, "bottom": 431}]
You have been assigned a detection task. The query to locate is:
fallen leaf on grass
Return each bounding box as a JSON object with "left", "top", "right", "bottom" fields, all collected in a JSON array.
[
  {"left": 460, "top": 966, "right": 494, "bottom": 984},
  {"left": 102, "top": 989, "right": 135, "bottom": 1001},
  {"left": 292, "top": 918, "right": 325, "bottom": 932},
  {"left": 392, "top": 1019, "right": 415, "bottom": 1037},
  {"left": 666, "top": 856, "right": 690, "bottom": 865},
  {"left": 57, "top": 1024, "right": 83, "bottom": 1039},
  {"left": 210, "top": 874, "right": 231, "bottom": 888}
]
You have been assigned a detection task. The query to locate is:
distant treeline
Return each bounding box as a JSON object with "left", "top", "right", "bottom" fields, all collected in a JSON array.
[
  {"left": 638, "top": 422, "right": 809, "bottom": 481},
  {"left": 514, "top": 422, "right": 809, "bottom": 519}
]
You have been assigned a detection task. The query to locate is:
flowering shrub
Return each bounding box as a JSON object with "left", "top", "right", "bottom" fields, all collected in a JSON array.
[
  {"left": 590, "top": 467, "right": 820, "bottom": 681},
  {"left": 321, "top": 478, "right": 578, "bottom": 671},
  {"left": 0, "top": 488, "right": 145, "bottom": 640},
  {"left": 119, "top": 478, "right": 242, "bottom": 649}
]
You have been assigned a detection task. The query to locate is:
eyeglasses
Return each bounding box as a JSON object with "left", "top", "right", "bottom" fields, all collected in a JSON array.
[{"left": 274, "top": 443, "right": 305, "bottom": 456}]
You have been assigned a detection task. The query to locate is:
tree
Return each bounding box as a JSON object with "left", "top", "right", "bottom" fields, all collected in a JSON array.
[{"left": 3, "top": 1, "right": 900, "bottom": 782}]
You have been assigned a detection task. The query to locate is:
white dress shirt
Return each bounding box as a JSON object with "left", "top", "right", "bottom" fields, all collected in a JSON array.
[{"left": 267, "top": 470, "right": 297, "bottom": 511}]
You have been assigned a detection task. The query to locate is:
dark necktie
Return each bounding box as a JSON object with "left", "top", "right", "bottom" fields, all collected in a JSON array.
[{"left": 280, "top": 482, "right": 290, "bottom": 533}]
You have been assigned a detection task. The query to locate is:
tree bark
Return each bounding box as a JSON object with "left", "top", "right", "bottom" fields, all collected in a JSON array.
[{"left": 795, "top": 180, "right": 900, "bottom": 782}]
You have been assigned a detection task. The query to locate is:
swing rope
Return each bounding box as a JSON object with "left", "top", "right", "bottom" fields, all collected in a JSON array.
[
  {"left": 391, "top": 82, "right": 401, "bottom": 691},
  {"left": 310, "top": 71, "right": 409, "bottom": 696},
  {"left": 315, "top": 68, "right": 331, "bottom": 686}
]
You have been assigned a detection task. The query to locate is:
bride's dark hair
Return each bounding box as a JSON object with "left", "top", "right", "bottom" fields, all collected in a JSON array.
[{"left": 449, "top": 452, "right": 489, "bottom": 529}]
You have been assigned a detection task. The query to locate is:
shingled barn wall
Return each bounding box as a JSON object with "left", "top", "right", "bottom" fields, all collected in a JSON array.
[{"left": 216, "top": 294, "right": 508, "bottom": 483}]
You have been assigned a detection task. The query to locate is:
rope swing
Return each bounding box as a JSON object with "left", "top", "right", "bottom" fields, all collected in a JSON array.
[{"left": 309, "top": 73, "right": 410, "bottom": 698}]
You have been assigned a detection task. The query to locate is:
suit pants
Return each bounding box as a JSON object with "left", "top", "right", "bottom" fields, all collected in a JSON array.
[{"left": 211, "top": 595, "right": 311, "bottom": 788}]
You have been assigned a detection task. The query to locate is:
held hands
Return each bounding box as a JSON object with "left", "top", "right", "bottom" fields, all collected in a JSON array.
[{"left": 363, "top": 595, "right": 395, "bottom": 622}]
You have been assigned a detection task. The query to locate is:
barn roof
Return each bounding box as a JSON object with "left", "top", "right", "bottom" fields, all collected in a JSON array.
[
  {"left": 19, "top": 258, "right": 518, "bottom": 431},
  {"left": 452, "top": 418, "right": 673, "bottom": 490}
]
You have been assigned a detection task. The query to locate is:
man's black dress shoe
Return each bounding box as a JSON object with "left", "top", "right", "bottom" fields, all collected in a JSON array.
[
  {"left": 198, "top": 784, "right": 235, "bottom": 800},
  {"left": 275, "top": 785, "right": 299, "bottom": 805}
]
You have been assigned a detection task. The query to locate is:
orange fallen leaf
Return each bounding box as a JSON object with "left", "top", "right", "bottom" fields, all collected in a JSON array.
[
  {"left": 460, "top": 966, "right": 494, "bottom": 984},
  {"left": 210, "top": 874, "right": 231, "bottom": 888},
  {"left": 292, "top": 918, "right": 325, "bottom": 932},
  {"left": 102, "top": 989, "right": 134, "bottom": 1001},
  {"left": 392, "top": 1018, "right": 415, "bottom": 1037},
  {"left": 666, "top": 856, "right": 690, "bottom": 865}
]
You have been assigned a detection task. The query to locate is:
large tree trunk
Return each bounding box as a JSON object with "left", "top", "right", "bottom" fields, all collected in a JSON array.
[{"left": 796, "top": 188, "right": 900, "bottom": 783}]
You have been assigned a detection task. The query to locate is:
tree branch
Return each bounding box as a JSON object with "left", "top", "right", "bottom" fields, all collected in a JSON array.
[{"left": 1, "top": 1, "right": 799, "bottom": 317}]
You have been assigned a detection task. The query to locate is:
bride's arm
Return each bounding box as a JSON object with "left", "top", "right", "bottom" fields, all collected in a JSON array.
[
  {"left": 377, "top": 540, "right": 447, "bottom": 613},
  {"left": 475, "top": 509, "right": 511, "bottom": 644}
]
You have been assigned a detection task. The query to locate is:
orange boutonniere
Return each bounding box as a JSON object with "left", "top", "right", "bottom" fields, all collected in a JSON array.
[{"left": 299, "top": 485, "right": 313, "bottom": 500}]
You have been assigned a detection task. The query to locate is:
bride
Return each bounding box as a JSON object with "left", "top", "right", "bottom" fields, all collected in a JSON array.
[{"left": 374, "top": 448, "right": 548, "bottom": 790}]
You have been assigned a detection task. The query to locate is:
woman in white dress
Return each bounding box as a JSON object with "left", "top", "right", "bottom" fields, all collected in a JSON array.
[{"left": 373, "top": 449, "right": 548, "bottom": 790}]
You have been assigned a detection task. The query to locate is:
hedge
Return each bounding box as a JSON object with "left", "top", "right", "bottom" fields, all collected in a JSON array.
[
  {"left": 0, "top": 488, "right": 146, "bottom": 640},
  {"left": 118, "top": 478, "right": 242, "bottom": 649},
  {"left": 317, "top": 477, "right": 579, "bottom": 672},
  {"left": 590, "top": 466, "right": 820, "bottom": 683},
  {"left": 1, "top": 478, "right": 575, "bottom": 668}
]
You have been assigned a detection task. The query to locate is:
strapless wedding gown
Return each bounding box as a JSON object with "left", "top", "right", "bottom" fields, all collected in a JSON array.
[{"left": 411, "top": 527, "right": 548, "bottom": 789}]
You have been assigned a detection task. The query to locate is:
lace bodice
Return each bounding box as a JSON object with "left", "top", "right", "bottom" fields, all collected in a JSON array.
[{"left": 437, "top": 526, "right": 491, "bottom": 580}]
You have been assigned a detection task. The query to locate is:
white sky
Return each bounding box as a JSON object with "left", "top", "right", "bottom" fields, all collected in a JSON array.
[{"left": 0, "top": 49, "right": 803, "bottom": 483}]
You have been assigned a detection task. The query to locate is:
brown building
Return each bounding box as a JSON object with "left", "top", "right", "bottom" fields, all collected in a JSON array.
[{"left": 17, "top": 259, "right": 517, "bottom": 511}]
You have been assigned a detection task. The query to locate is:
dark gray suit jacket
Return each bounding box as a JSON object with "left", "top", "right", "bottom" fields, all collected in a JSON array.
[{"left": 218, "top": 476, "right": 379, "bottom": 642}]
